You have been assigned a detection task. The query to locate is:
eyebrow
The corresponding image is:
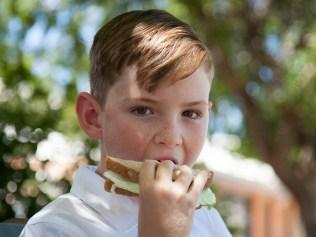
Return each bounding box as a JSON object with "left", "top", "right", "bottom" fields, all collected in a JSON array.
[
  {"left": 122, "top": 97, "right": 208, "bottom": 106},
  {"left": 122, "top": 97, "right": 157, "bottom": 103},
  {"left": 182, "top": 101, "right": 209, "bottom": 106}
]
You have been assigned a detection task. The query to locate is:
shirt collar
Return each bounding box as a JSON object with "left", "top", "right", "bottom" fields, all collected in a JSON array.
[{"left": 70, "top": 165, "right": 139, "bottom": 232}]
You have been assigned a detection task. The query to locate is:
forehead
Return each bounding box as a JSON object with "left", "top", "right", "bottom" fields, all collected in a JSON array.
[{"left": 106, "top": 65, "right": 210, "bottom": 104}]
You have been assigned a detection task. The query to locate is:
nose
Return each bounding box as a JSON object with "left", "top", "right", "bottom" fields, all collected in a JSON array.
[{"left": 154, "top": 121, "right": 183, "bottom": 148}]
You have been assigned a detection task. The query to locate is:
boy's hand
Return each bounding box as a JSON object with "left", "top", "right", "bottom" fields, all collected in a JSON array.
[{"left": 138, "top": 160, "right": 209, "bottom": 237}]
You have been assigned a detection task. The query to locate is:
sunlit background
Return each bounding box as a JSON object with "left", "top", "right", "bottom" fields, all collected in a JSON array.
[{"left": 1, "top": 0, "right": 316, "bottom": 236}]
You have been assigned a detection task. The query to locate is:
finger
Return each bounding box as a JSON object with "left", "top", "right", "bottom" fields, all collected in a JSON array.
[
  {"left": 155, "top": 160, "right": 174, "bottom": 181},
  {"left": 172, "top": 168, "right": 181, "bottom": 181},
  {"left": 173, "top": 165, "right": 193, "bottom": 192},
  {"left": 188, "top": 170, "right": 209, "bottom": 198},
  {"left": 140, "top": 160, "right": 159, "bottom": 185}
]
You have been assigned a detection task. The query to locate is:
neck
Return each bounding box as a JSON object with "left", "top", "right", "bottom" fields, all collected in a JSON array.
[{"left": 95, "top": 157, "right": 107, "bottom": 177}]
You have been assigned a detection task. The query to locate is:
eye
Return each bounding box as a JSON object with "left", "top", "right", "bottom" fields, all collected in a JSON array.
[
  {"left": 130, "top": 106, "right": 153, "bottom": 116},
  {"left": 182, "top": 110, "right": 201, "bottom": 119}
]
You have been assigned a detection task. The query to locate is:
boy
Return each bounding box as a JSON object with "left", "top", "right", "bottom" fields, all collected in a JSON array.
[{"left": 20, "top": 9, "right": 232, "bottom": 237}]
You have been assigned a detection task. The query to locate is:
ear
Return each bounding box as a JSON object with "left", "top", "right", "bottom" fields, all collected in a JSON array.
[
  {"left": 208, "top": 101, "right": 213, "bottom": 112},
  {"left": 76, "top": 92, "right": 102, "bottom": 139}
]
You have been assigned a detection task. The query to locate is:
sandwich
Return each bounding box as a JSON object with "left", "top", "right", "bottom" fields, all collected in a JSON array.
[{"left": 103, "top": 156, "right": 216, "bottom": 209}]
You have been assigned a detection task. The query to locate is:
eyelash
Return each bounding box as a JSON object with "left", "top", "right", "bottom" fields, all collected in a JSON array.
[
  {"left": 182, "top": 110, "right": 202, "bottom": 119},
  {"left": 130, "top": 106, "right": 153, "bottom": 116},
  {"left": 130, "top": 106, "right": 202, "bottom": 119}
]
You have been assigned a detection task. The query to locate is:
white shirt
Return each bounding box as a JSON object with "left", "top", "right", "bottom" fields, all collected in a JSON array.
[{"left": 20, "top": 165, "right": 232, "bottom": 237}]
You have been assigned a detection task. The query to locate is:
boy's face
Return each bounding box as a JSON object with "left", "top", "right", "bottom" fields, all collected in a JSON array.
[{"left": 98, "top": 65, "right": 211, "bottom": 166}]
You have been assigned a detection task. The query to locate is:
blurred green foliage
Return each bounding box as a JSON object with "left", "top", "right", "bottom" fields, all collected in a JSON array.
[{"left": 0, "top": 0, "right": 95, "bottom": 220}]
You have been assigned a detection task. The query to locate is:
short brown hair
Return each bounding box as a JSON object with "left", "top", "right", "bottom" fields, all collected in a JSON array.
[{"left": 90, "top": 9, "right": 213, "bottom": 105}]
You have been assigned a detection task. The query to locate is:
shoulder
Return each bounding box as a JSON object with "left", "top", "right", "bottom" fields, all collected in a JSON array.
[
  {"left": 21, "top": 193, "right": 87, "bottom": 237},
  {"left": 27, "top": 193, "right": 82, "bottom": 222},
  {"left": 19, "top": 221, "right": 83, "bottom": 237}
]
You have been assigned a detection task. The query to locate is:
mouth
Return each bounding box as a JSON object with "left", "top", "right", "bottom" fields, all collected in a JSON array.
[{"left": 156, "top": 157, "right": 178, "bottom": 165}]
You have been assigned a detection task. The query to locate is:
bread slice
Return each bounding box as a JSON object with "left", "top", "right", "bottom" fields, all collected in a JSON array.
[{"left": 105, "top": 156, "right": 141, "bottom": 183}]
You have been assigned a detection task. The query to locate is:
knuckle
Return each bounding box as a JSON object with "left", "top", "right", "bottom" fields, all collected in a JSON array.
[
  {"left": 161, "top": 159, "right": 174, "bottom": 168},
  {"left": 145, "top": 159, "right": 156, "bottom": 165},
  {"left": 155, "top": 182, "right": 183, "bottom": 199},
  {"left": 154, "top": 182, "right": 170, "bottom": 195},
  {"left": 182, "top": 195, "right": 196, "bottom": 209},
  {"left": 172, "top": 186, "right": 184, "bottom": 199},
  {"left": 179, "top": 165, "right": 192, "bottom": 176},
  {"left": 161, "top": 159, "right": 172, "bottom": 165},
  {"left": 142, "top": 160, "right": 150, "bottom": 169},
  {"left": 172, "top": 190, "right": 196, "bottom": 210}
]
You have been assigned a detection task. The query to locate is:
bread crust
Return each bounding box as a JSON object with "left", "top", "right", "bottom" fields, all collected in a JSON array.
[
  {"left": 105, "top": 157, "right": 139, "bottom": 182},
  {"left": 104, "top": 179, "right": 138, "bottom": 196}
]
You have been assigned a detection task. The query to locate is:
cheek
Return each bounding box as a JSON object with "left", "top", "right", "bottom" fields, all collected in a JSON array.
[
  {"left": 184, "top": 122, "right": 208, "bottom": 165},
  {"left": 102, "top": 117, "right": 148, "bottom": 160}
]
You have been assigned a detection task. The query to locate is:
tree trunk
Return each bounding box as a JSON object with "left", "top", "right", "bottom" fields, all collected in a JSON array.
[
  {"left": 245, "top": 108, "right": 316, "bottom": 237},
  {"left": 275, "top": 162, "right": 316, "bottom": 237},
  {"left": 297, "top": 191, "right": 316, "bottom": 237},
  {"left": 180, "top": 1, "right": 316, "bottom": 235}
]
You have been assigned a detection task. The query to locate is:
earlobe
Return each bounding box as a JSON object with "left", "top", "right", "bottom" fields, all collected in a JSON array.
[
  {"left": 76, "top": 92, "right": 102, "bottom": 139},
  {"left": 208, "top": 101, "right": 213, "bottom": 112}
]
